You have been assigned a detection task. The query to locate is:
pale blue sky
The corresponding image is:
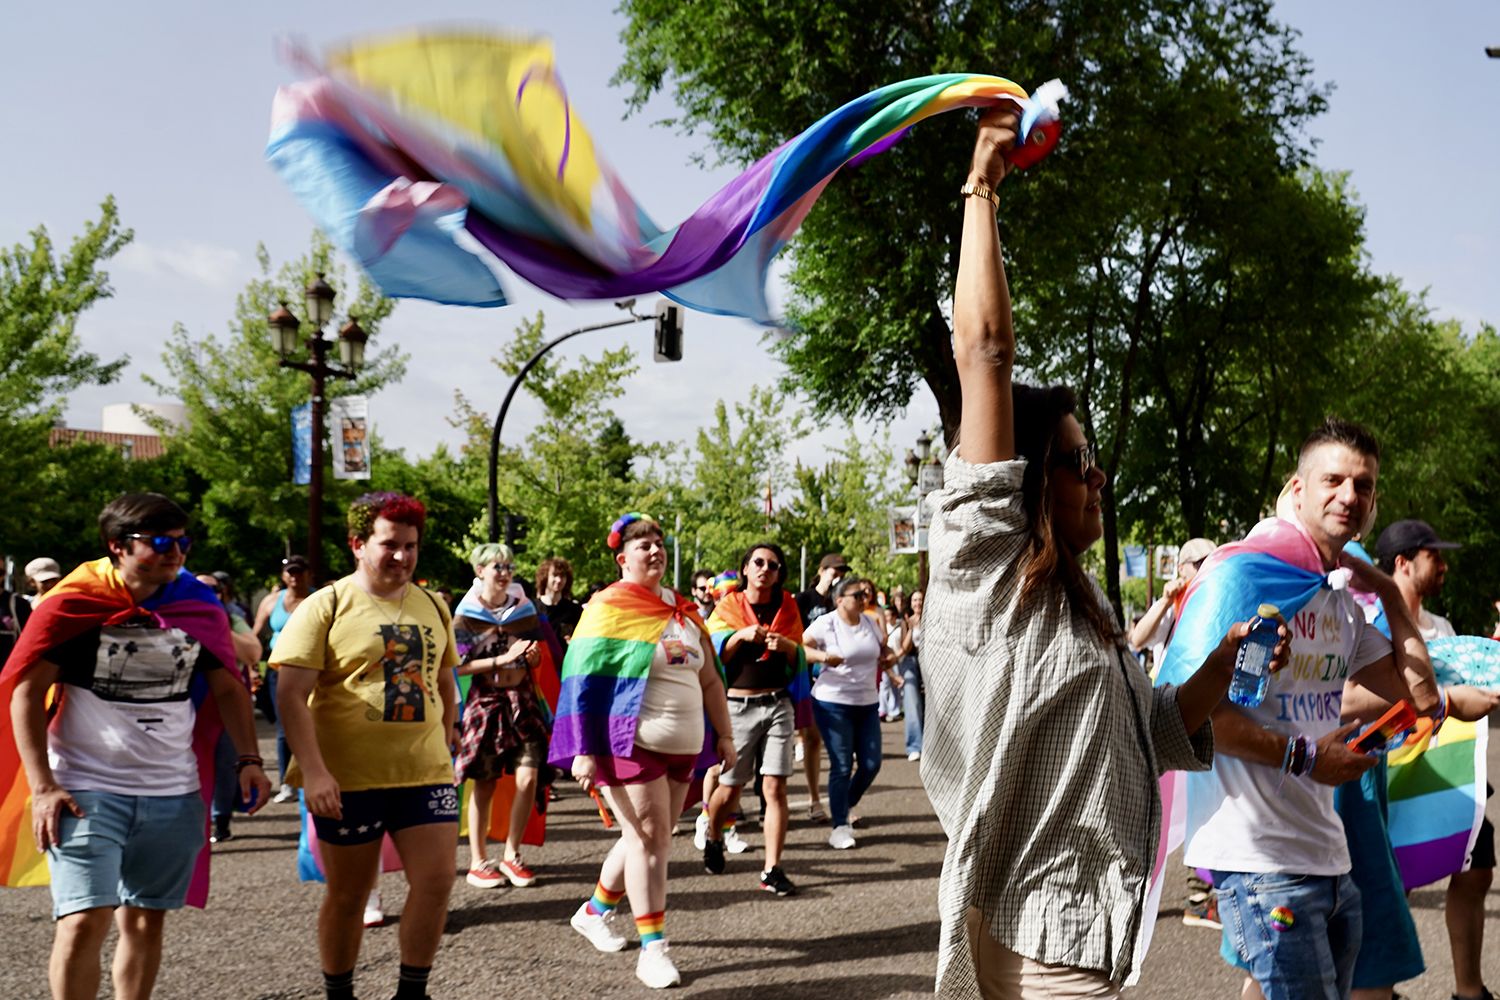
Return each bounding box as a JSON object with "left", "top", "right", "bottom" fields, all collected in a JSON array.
[{"left": 3, "top": 1, "right": 1495, "bottom": 471}]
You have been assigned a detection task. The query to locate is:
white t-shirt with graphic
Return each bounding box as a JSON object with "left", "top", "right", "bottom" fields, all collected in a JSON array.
[
  {"left": 634, "top": 586, "right": 707, "bottom": 755},
  {"left": 1184, "top": 587, "right": 1392, "bottom": 875}
]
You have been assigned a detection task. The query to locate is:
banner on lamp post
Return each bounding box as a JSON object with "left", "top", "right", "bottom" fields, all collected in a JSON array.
[
  {"left": 330, "top": 395, "right": 371, "bottom": 481},
  {"left": 291, "top": 402, "right": 312, "bottom": 485},
  {"left": 889, "top": 506, "right": 918, "bottom": 554},
  {"left": 1122, "top": 545, "right": 1148, "bottom": 579}
]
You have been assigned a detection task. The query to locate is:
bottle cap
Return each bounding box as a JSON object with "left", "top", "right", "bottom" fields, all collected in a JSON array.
[{"left": 1256, "top": 602, "right": 1281, "bottom": 619}]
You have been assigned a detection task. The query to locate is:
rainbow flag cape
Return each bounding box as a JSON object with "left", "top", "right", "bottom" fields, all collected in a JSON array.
[
  {"left": 0, "top": 558, "right": 238, "bottom": 906},
  {"left": 549, "top": 581, "right": 719, "bottom": 771},
  {"left": 704, "top": 590, "right": 813, "bottom": 729},
  {"left": 1386, "top": 715, "right": 1489, "bottom": 888},
  {"left": 266, "top": 31, "right": 1064, "bottom": 324}
]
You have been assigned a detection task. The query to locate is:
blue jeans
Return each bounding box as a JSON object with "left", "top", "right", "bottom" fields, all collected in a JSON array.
[
  {"left": 1212, "top": 870, "right": 1362, "bottom": 1000},
  {"left": 900, "top": 657, "right": 923, "bottom": 754},
  {"left": 47, "top": 790, "right": 205, "bottom": 918},
  {"left": 812, "top": 700, "right": 882, "bottom": 828},
  {"left": 267, "top": 667, "right": 291, "bottom": 782}
]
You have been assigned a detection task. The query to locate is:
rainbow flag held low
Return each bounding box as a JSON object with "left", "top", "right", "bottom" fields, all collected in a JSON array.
[
  {"left": 267, "top": 30, "right": 1064, "bottom": 324},
  {"left": 1386, "top": 716, "right": 1490, "bottom": 890}
]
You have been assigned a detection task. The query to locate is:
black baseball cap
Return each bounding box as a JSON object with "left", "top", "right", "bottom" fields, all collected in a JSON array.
[
  {"left": 282, "top": 554, "right": 311, "bottom": 572},
  {"left": 1375, "top": 519, "right": 1461, "bottom": 562},
  {"left": 818, "top": 553, "right": 850, "bottom": 572}
]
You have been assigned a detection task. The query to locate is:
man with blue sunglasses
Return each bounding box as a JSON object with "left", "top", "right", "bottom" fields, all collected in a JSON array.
[{"left": 4, "top": 492, "right": 268, "bottom": 1000}]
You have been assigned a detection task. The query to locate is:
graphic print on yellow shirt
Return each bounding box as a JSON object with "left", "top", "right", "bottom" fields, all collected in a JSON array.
[{"left": 271, "top": 579, "right": 459, "bottom": 791}]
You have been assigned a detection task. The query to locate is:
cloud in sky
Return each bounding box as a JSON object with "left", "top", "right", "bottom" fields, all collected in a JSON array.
[{"left": 116, "top": 240, "right": 244, "bottom": 289}]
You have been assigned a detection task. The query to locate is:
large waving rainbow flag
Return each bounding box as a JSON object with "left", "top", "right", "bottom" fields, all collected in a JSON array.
[
  {"left": 267, "top": 31, "right": 1064, "bottom": 324},
  {"left": 549, "top": 581, "right": 719, "bottom": 772},
  {"left": 1387, "top": 714, "right": 1489, "bottom": 889},
  {"left": 0, "top": 559, "right": 238, "bottom": 906},
  {"left": 704, "top": 589, "right": 813, "bottom": 729}
]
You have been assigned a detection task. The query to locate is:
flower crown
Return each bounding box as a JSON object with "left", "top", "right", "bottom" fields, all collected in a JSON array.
[{"left": 607, "top": 512, "right": 660, "bottom": 550}]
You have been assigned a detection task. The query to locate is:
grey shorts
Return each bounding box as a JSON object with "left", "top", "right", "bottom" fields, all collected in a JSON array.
[{"left": 720, "top": 694, "right": 796, "bottom": 787}]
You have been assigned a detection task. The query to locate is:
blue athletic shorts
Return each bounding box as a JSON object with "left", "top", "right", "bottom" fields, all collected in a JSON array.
[
  {"left": 310, "top": 784, "right": 459, "bottom": 846},
  {"left": 47, "top": 790, "right": 205, "bottom": 919}
]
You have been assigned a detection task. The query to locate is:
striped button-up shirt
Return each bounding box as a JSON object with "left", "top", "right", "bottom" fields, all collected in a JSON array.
[{"left": 921, "top": 452, "right": 1213, "bottom": 994}]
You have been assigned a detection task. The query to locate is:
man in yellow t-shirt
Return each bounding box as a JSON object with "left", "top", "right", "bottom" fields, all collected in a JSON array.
[{"left": 274, "top": 492, "right": 459, "bottom": 1000}]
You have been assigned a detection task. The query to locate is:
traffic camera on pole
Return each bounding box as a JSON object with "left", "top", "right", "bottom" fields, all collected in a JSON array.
[{"left": 654, "top": 300, "right": 683, "bottom": 362}]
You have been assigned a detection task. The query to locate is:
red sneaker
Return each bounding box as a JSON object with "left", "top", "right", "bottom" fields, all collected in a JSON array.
[
  {"left": 498, "top": 857, "right": 537, "bottom": 887},
  {"left": 465, "top": 859, "right": 504, "bottom": 889}
]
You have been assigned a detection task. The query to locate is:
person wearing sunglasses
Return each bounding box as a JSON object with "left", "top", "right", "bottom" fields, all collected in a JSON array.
[
  {"left": 453, "top": 542, "right": 552, "bottom": 891},
  {"left": 252, "top": 553, "right": 317, "bottom": 805},
  {"left": 4, "top": 492, "right": 269, "bottom": 1000},
  {"left": 918, "top": 108, "right": 1272, "bottom": 998},
  {"left": 801, "top": 575, "right": 897, "bottom": 850},
  {"left": 700, "top": 543, "right": 813, "bottom": 896}
]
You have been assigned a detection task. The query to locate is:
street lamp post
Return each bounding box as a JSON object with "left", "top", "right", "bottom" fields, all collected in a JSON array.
[
  {"left": 269, "top": 273, "right": 367, "bottom": 583},
  {"left": 911, "top": 430, "right": 942, "bottom": 589}
]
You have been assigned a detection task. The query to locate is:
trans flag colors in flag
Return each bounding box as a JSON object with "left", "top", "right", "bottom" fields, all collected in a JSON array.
[
  {"left": 548, "top": 581, "right": 718, "bottom": 772},
  {"left": 267, "top": 30, "right": 1065, "bottom": 324},
  {"left": 0, "top": 559, "right": 239, "bottom": 906},
  {"left": 705, "top": 589, "right": 813, "bottom": 729}
]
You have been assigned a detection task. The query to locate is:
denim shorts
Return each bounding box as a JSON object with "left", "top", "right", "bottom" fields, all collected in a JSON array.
[
  {"left": 310, "top": 784, "right": 460, "bottom": 846},
  {"left": 1212, "top": 870, "right": 1362, "bottom": 1000},
  {"left": 47, "top": 790, "right": 206, "bottom": 919}
]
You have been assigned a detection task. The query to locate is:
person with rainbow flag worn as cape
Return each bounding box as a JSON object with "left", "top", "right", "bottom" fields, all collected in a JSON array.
[
  {"left": 0, "top": 492, "right": 269, "bottom": 1000},
  {"left": 550, "top": 513, "right": 735, "bottom": 990},
  {"left": 699, "top": 541, "right": 814, "bottom": 897},
  {"left": 1158, "top": 418, "right": 1456, "bottom": 1000}
]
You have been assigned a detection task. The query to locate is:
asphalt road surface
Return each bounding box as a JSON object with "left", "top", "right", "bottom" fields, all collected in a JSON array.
[{"left": 2, "top": 717, "right": 1496, "bottom": 999}]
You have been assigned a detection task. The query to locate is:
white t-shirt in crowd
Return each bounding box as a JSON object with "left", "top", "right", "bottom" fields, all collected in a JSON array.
[
  {"left": 805, "top": 611, "right": 884, "bottom": 706},
  {"left": 1419, "top": 608, "right": 1456, "bottom": 642},
  {"left": 634, "top": 585, "right": 706, "bottom": 755},
  {"left": 1184, "top": 587, "right": 1392, "bottom": 876}
]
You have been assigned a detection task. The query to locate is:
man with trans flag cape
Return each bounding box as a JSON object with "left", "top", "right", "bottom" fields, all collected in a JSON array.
[
  {"left": 0, "top": 492, "right": 268, "bottom": 1000},
  {"left": 1155, "top": 419, "right": 1440, "bottom": 997},
  {"left": 267, "top": 30, "right": 1064, "bottom": 324}
]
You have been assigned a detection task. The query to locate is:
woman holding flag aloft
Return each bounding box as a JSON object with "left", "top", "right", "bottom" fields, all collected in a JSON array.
[
  {"left": 549, "top": 513, "right": 735, "bottom": 989},
  {"left": 700, "top": 542, "right": 814, "bottom": 897},
  {"left": 917, "top": 106, "right": 1281, "bottom": 998}
]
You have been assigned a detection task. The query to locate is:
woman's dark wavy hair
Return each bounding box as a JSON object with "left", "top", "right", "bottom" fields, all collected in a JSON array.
[
  {"left": 1011, "top": 383, "right": 1118, "bottom": 644},
  {"left": 737, "top": 541, "right": 788, "bottom": 596}
]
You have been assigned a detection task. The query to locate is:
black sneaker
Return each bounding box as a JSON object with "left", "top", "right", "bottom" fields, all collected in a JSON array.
[
  {"left": 1452, "top": 989, "right": 1495, "bottom": 1000},
  {"left": 210, "top": 818, "right": 232, "bottom": 844},
  {"left": 703, "top": 837, "right": 726, "bottom": 875},
  {"left": 760, "top": 865, "right": 796, "bottom": 897}
]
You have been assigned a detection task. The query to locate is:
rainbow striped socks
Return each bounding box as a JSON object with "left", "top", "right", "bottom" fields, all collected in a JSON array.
[
  {"left": 635, "top": 910, "right": 666, "bottom": 947},
  {"left": 585, "top": 881, "right": 625, "bottom": 917}
]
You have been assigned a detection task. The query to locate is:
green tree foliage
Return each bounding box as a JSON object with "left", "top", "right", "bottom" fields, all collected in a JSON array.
[
  {"left": 0, "top": 198, "right": 133, "bottom": 557},
  {"left": 145, "top": 235, "right": 405, "bottom": 584},
  {"left": 455, "top": 313, "right": 674, "bottom": 590},
  {"left": 615, "top": 1, "right": 1500, "bottom": 620},
  {"left": 684, "top": 388, "right": 792, "bottom": 573}
]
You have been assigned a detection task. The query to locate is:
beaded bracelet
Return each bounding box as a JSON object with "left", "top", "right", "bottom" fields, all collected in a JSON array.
[{"left": 235, "top": 755, "right": 265, "bottom": 773}]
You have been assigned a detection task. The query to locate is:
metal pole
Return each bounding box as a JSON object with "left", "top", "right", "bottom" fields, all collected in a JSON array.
[
  {"left": 487, "top": 315, "right": 647, "bottom": 542},
  {"left": 308, "top": 338, "right": 327, "bottom": 584},
  {"left": 673, "top": 513, "right": 682, "bottom": 591},
  {"left": 800, "top": 544, "right": 807, "bottom": 592}
]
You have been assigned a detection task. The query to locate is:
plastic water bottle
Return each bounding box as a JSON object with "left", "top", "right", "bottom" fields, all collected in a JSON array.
[{"left": 1227, "top": 603, "right": 1281, "bottom": 707}]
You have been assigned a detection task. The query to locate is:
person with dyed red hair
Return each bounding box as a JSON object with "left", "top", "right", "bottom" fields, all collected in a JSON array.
[{"left": 273, "top": 492, "right": 461, "bottom": 1000}]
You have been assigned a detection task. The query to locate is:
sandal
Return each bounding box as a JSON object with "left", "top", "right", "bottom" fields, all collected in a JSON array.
[{"left": 807, "top": 802, "right": 828, "bottom": 822}]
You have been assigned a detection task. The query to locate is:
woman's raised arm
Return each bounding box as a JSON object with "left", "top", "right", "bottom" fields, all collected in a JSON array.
[{"left": 953, "top": 106, "right": 1020, "bottom": 464}]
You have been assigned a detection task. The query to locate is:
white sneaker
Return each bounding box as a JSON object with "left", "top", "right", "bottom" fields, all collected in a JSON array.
[
  {"left": 362, "top": 889, "right": 384, "bottom": 927},
  {"left": 636, "top": 940, "right": 682, "bottom": 989},
  {"left": 723, "top": 825, "right": 750, "bottom": 855},
  {"left": 272, "top": 783, "right": 296, "bottom": 804},
  {"left": 692, "top": 811, "right": 710, "bottom": 851},
  {"left": 907, "top": 751, "right": 922, "bottom": 761},
  {"left": 571, "top": 901, "right": 627, "bottom": 953},
  {"left": 828, "top": 824, "right": 856, "bottom": 850}
]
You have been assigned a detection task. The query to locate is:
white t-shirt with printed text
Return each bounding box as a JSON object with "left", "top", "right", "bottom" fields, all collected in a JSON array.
[{"left": 1184, "top": 586, "right": 1392, "bottom": 876}]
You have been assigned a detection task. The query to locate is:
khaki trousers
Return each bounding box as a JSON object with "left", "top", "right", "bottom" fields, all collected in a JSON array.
[{"left": 964, "top": 907, "right": 1123, "bottom": 1000}]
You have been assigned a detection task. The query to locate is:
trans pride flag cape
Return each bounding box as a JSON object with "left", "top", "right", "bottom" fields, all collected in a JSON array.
[
  {"left": 0, "top": 559, "right": 237, "bottom": 906},
  {"left": 267, "top": 31, "right": 1065, "bottom": 324},
  {"left": 704, "top": 590, "right": 813, "bottom": 730},
  {"left": 452, "top": 580, "right": 563, "bottom": 725},
  {"left": 548, "top": 581, "right": 719, "bottom": 772}
]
